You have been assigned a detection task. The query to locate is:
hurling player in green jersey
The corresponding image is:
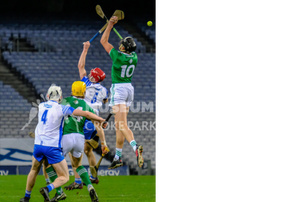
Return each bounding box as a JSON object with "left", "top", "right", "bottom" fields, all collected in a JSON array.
[
  {"left": 48, "top": 81, "right": 108, "bottom": 202},
  {"left": 100, "top": 16, "right": 144, "bottom": 169}
]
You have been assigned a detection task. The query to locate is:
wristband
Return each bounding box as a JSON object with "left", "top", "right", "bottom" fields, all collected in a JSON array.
[{"left": 101, "top": 141, "right": 107, "bottom": 146}]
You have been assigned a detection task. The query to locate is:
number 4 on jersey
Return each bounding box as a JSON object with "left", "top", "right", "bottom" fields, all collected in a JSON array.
[{"left": 41, "top": 110, "right": 48, "bottom": 124}]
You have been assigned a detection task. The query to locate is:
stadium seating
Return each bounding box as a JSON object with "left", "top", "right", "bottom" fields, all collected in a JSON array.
[
  {"left": 0, "top": 17, "right": 156, "bottom": 170},
  {"left": 0, "top": 82, "right": 33, "bottom": 137},
  {"left": 2, "top": 51, "right": 156, "bottom": 108}
]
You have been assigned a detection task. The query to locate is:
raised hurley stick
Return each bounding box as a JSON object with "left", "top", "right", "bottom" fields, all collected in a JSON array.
[
  {"left": 88, "top": 22, "right": 108, "bottom": 43},
  {"left": 95, "top": 5, "right": 124, "bottom": 39}
]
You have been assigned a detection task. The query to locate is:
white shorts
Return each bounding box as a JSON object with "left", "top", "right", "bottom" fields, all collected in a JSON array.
[
  {"left": 61, "top": 133, "right": 85, "bottom": 158},
  {"left": 109, "top": 83, "right": 134, "bottom": 107}
]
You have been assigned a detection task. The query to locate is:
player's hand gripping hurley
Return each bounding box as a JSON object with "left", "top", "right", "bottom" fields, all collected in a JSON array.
[
  {"left": 95, "top": 5, "right": 123, "bottom": 39},
  {"left": 90, "top": 146, "right": 110, "bottom": 178}
]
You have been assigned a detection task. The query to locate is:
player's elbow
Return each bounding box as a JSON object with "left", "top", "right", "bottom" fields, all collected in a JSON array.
[
  {"left": 82, "top": 111, "right": 90, "bottom": 118},
  {"left": 78, "top": 64, "right": 84, "bottom": 70},
  {"left": 100, "top": 38, "right": 107, "bottom": 45},
  {"left": 73, "top": 109, "right": 88, "bottom": 117},
  {"left": 84, "top": 111, "right": 96, "bottom": 120}
]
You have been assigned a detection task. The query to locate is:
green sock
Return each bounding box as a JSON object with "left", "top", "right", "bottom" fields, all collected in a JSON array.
[
  {"left": 45, "top": 166, "right": 63, "bottom": 195},
  {"left": 76, "top": 165, "right": 92, "bottom": 187}
]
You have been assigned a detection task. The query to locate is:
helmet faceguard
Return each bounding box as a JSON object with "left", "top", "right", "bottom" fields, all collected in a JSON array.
[
  {"left": 89, "top": 68, "right": 106, "bottom": 83},
  {"left": 119, "top": 37, "right": 136, "bottom": 53},
  {"left": 47, "top": 84, "right": 63, "bottom": 103}
]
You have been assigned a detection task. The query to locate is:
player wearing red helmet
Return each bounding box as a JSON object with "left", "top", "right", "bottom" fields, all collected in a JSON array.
[
  {"left": 63, "top": 41, "right": 109, "bottom": 190},
  {"left": 88, "top": 67, "right": 106, "bottom": 83}
]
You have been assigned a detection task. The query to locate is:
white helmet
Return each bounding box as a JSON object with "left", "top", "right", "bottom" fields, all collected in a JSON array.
[{"left": 47, "top": 84, "right": 63, "bottom": 102}]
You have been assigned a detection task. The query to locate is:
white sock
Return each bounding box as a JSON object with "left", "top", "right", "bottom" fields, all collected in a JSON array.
[
  {"left": 130, "top": 140, "right": 137, "bottom": 152},
  {"left": 114, "top": 148, "right": 122, "bottom": 160},
  {"left": 87, "top": 184, "right": 93, "bottom": 191}
]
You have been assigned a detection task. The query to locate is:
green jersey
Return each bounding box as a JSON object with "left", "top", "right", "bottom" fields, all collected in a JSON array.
[
  {"left": 109, "top": 48, "right": 138, "bottom": 84},
  {"left": 61, "top": 96, "right": 95, "bottom": 135}
]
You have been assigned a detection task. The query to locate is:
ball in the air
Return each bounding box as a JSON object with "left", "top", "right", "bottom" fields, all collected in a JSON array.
[{"left": 147, "top": 21, "right": 153, "bottom": 26}]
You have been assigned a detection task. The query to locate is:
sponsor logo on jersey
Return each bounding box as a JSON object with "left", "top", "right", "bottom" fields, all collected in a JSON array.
[{"left": 44, "top": 103, "right": 53, "bottom": 108}]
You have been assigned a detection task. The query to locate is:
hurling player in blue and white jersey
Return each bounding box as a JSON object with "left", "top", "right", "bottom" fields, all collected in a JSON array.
[
  {"left": 20, "top": 85, "right": 107, "bottom": 202},
  {"left": 64, "top": 41, "right": 109, "bottom": 189}
]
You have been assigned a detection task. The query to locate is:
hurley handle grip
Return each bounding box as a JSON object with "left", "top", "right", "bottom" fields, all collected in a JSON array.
[
  {"left": 104, "top": 113, "right": 113, "bottom": 123},
  {"left": 113, "top": 28, "right": 123, "bottom": 39},
  {"left": 89, "top": 32, "right": 100, "bottom": 43},
  {"left": 102, "top": 113, "right": 113, "bottom": 128},
  {"left": 88, "top": 22, "right": 108, "bottom": 43}
]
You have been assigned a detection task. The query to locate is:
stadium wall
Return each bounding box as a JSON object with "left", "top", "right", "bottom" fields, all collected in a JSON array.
[{"left": 0, "top": 138, "right": 129, "bottom": 176}]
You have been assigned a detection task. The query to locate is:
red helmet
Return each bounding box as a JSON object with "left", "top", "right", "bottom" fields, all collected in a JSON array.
[{"left": 90, "top": 68, "right": 106, "bottom": 82}]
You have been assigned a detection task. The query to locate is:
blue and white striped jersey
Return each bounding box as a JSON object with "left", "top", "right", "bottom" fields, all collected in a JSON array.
[
  {"left": 81, "top": 76, "right": 108, "bottom": 115},
  {"left": 34, "top": 100, "right": 74, "bottom": 148}
]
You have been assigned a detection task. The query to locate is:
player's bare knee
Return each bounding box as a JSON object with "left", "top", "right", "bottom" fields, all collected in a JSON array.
[
  {"left": 61, "top": 172, "right": 69, "bottom": 183},
  {"left": 116, "top": 121, "right": 128, "bottom": 131},
  {"left": 62, "top": 176, "right": 69, "bottom": 184},
  {"left": 85, "top": 149, "right": 94, "bottom": 159}
]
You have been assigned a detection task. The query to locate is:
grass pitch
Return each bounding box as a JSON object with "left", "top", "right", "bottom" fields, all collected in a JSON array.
[{"left": 0, "top": 175, "right": 155, "bottom": 202}]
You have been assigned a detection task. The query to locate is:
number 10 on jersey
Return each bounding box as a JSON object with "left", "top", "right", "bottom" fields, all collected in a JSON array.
[{"left": 121, "top": 65, "right": 135, "bottom": 78}]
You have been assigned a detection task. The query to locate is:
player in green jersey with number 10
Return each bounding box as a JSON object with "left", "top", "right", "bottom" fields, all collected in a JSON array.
[{"left": 100, "top": 16, "right": 144, "bottom": 169}]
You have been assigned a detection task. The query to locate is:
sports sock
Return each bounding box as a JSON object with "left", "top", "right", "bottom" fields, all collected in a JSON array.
[
  {"left": 76, "top": 165, "right": 92, "bottom": 190},
  {"left": 75, "top": 178, "right": 82, "bottom": 184},
  {"left": 45, "top": 178, "right": 50, "bottom": 183},
  {"left": 46, "top": 184, "right": 54, "bottom": 193},
  {"left": 114, "top": 148, "right": 122, "bottom": 160},
  {"left": 46, "top": 166, "right": 62, "bottom": 195},
  {"left": 25, "top": 190, "right": 31, "bottom": 198},
  {"left": 90, "top": 175, "right": 96, "bottom": 180},
  {"left": 130, "top": 140, "right": 137, "bottom": 152},
  {"left": 87, "top": 184, "right": 93, "bottom": 191},
  {"left": 56, "top": 186, "right": 63, "bottom": 195}
]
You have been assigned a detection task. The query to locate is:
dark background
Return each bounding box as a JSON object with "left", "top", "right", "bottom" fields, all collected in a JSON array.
[{"left": 0, "top": 0, "right": 155, "bottom": 21}]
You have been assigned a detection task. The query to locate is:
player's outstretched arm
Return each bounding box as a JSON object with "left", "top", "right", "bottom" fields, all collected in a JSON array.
[
  {"left": 100, "top": 16, "right": 118, "bottom": 54},
  {"left": 72, "top": 109, "right": 107, "bottom": 128},
  {"left": 78, "top": 41, "right": 90, "bottom": 79}
]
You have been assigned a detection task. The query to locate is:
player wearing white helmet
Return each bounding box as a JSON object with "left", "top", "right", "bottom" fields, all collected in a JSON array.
[{"left": 20, "top": 85, "right": 107, "bottom": 202}]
